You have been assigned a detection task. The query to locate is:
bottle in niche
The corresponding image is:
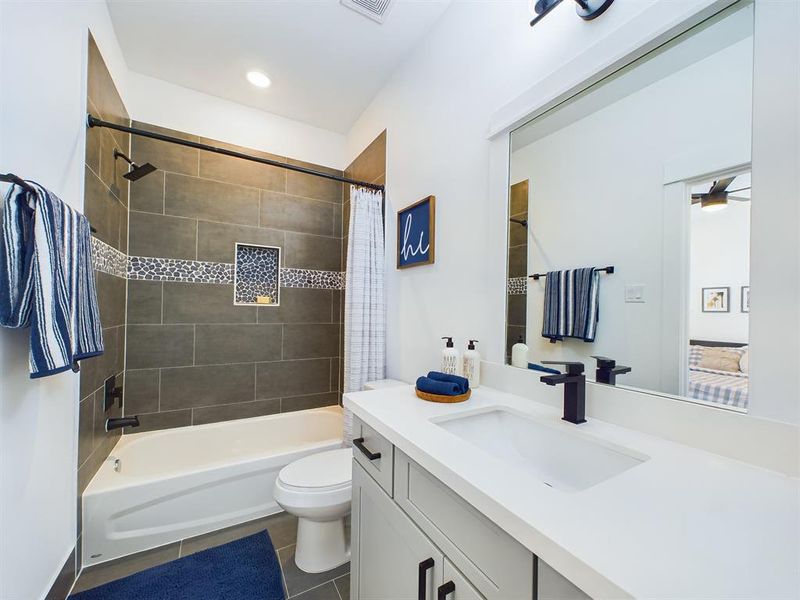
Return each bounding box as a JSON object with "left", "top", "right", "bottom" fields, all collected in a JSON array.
[
  {"left": 511, "top": 335, "right": 529, "bottom": 369},
  {"left": 462, "top": 339, "right": 481, "bottom": 388},
  {"left": 440, "top": 337, "right": 461, "bottom": 375}
]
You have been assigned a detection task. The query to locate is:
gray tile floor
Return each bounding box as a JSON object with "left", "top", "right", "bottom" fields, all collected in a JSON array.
[{"left": 72, "top": 512, "right": 349, "bottom": 599}]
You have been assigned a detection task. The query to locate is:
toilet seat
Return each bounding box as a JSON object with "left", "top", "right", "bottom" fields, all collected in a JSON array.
[{"left": 278, "top": 447, "right": 351, "bottom": 492}]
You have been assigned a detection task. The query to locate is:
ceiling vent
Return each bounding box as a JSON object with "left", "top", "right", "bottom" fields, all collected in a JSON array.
[{"left": 340, "top": 0, "right": 396, "bottom": 24}]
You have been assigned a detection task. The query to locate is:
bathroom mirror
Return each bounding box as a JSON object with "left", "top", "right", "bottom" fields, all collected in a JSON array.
[{"left": 505, "top": 1, "right": 754, "bottom": 411}]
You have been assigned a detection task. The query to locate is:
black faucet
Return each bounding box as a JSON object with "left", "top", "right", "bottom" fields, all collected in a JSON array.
[
  {"left": 592, "top": 356, "right": 632, "bottom": 385},
  {"left": 105, "top": 416, "right": 140, "bottom": 432},
  {"left": 539, "top": 361, "right": 586, "bottom": 424}
]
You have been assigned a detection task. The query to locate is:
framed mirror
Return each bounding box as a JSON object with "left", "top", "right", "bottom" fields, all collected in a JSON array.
[{"left": 505, "top": 1, "right": 754, "bottom": 412}]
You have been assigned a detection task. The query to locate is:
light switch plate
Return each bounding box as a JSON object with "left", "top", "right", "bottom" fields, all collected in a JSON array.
[{"left": 625, "top": 284, "right": 645, "bottom": 303}]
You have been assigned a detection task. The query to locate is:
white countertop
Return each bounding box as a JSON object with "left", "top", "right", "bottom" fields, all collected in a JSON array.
[{"left": 344, "top": 385, "right": 799, "bottom": 600}]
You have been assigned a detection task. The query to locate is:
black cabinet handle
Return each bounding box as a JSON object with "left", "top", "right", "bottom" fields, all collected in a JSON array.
[
  {"left": 437, "top": 581, "right": 455, "bottom": 600},
  {"left": 353, "top": 437, "right": 381, "bottom": 461},
  {"left": 418, "top": 558, "right": 434, "bottom": 600}
]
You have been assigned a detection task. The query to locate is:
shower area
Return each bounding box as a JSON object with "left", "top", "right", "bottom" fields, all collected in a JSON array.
[{"left": 78, "top": 34, "right": 386, "bottom": 571}]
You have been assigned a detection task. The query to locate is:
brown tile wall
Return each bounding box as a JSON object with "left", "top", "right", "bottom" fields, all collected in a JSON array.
[
  {"left": 340, "top": 131, "right": 387, "bottom": 393},
  {"left": 125, "top": 122, "right": 345, "bottom": 432},
  {"left": 507, "top": 180, "right": 528, "bottom": 359},
  {"left": 73, "top": 34, "right": 130, "bottom": 587}
]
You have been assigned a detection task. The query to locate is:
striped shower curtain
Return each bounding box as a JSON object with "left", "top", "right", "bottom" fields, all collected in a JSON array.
[{"left": 343, "top": 185, "right": 386, "bottom": 440}]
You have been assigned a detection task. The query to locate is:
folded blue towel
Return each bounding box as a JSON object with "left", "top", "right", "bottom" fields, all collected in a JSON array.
[
  {"left": 528, "top": 363, "right": 561, "bottom": 375},
  {"left": 416, "top": 376, "right": 463, "bottom": 396},
  {"left": 427, "top": 371, "right": 469, "bottom": 394}
]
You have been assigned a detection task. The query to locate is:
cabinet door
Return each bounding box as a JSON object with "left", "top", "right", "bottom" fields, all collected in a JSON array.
[
  {"left": 352, "top": 460, "right": 444, "bottom": 600},
  {"left": 438, "top": 558, "right": 485, "bottom": 600}
]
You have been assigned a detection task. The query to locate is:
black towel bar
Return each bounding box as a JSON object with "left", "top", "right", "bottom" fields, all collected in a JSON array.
[{"left": 529, "top": 266, "right": 614, "bottom": 280}]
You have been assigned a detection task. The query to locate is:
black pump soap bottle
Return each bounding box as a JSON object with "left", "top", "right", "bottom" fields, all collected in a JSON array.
[{"left": 440, "top": 337, "right": 460, "bottom": 375}]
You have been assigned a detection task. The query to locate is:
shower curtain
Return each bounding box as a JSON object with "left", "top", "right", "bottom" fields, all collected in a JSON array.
[{"left": 343, "top": 185, "right": 386, "bottom": 441}]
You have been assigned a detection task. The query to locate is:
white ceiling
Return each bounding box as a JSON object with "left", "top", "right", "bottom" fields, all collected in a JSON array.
[{"left": 107, "top": 0, "right": 451, "bottom": 133}]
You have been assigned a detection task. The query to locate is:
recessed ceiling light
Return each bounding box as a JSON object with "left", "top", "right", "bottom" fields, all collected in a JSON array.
[{"left": 246, "top": 70, "right": 271, "bottom": 89}]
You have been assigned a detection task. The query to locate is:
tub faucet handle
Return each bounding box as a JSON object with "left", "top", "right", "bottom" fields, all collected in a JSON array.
[{"left": 107, "top": 456, "right": 121, "bottom": 472}]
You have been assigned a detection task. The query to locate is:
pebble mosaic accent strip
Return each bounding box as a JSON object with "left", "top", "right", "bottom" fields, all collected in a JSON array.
[
  {"left": 508, "top": 277, "right": 528, "bottom": 295},
  {"left": 281, "top": 268, "right": 345, "bottom": 290},
  {"left": 128, "top": 256, "right": 234, "bottom": 284},
  {"left": 125, "top": 255, "right": 346, "bottom": 290},
  {"left": 91, "top": 237, "right": 127, "bottom": 279},
  {"left": 234, "top": 244, "right": 280, "bottom": 304}
]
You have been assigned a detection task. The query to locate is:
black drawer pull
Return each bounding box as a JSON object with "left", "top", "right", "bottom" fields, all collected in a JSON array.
[
  {"left": 418, "top": 558, "right": 434, "bottom": 600},
  {"left": 437, "top": 581, "right": 455, "bottom": 600},
  {"left": 353, "top": 437, "right": 381, "bottom": 461}
]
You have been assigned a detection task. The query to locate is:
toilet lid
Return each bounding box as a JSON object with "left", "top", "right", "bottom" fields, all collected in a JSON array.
[{"left": 278, "top": 448, "right": 352, "bottom": 491}]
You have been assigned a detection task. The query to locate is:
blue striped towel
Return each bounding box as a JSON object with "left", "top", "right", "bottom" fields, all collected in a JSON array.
[
  {"left": 0, "top": 182, "right": 103, "bottom": 377},
  {"left": 541, "top": 268, "right": 600, "bottom": 343}
]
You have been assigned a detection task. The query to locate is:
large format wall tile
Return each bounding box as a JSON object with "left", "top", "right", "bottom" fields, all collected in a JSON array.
[
  {"left": 286, "top": 158, "right": 343, "bottom": 203},
  {"left": 160, "top": 364, "right": 256, "bottom": 410},
  {"left": 197, "top": 221, "right": 284, "bottom": 264},
  {"left": 260, "top": 190, "right": 335, "bottom": 237},
  {"left": 126, "top": 324, "right": 194, "bottom": 369},
  {"left": 283, "top": 324, "right": 340, "bottom": 360},
  {"left": 256, "top": 359, "right": 331, "bottom": 399},
  {"left": 130, "top": 169, "right": 165, "bottom": 214},
  {"left": 127, "top": 280, "right": 162, "bottom": 324},
  {"left": 284, "top": 232, "right": 341, "bottom": 271},
  {"left": 198, "top": 141, "right": 286, "bottom": 191},
  {"left": 192, "top": 398, "right": 281, "bottom": 426},
  {"left": 129, "top": 211, "right": 197, "bottom": 260},
  {"left": 85, "top": 166, "right": 125, "bottom": 251},
  {"left": 131, "top": 122, "right": 199, "bottom": 177},
  {"left": 163, "top": 283, "right": 256, "bottom": 323},
  {"left": 194, "top": 323, "right": 282, "bottom": 365},
  {"left": 165, "top": 173, "right": 260, "bottom": 225},
  {"left": 95, "top": 271, "right": 126, "bottom": 328},
  {"left": 124, "top": 369, "right": 160, "bottom": 414},
  {"left": 281, "top": 391, "right": 339, "bottom": 413},
  {"left": 257, "top": 288, "right": 334, "bottom": 324}
]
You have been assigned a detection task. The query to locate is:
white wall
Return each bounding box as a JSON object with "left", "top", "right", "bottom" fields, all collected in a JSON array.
[
  {"left": 0, "top": 3, "right": 129, "bottom": 599},
  {"left": 508, "top": 30, "right": 752, "bottom": 393},
  {"left": 345, "top": 0, "right": 731, "bottom": 389},
  {"left": 689, "top": 200, "right": 750, "bottom": 343},
  {"left": 126, "top": 72, "right": 347, "bottom": 169}
]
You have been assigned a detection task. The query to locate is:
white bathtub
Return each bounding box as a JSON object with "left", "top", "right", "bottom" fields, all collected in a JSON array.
[{"left": 82, "top": 406, "right": 343, "bottom": 567}]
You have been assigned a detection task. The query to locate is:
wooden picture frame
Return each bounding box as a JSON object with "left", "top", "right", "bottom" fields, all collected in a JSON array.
[{"left": 397, "top": 195, "right": 435, "bottom": 269}]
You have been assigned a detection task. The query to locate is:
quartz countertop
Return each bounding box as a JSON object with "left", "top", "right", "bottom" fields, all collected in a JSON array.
[{"left": 344, "top": 384, "right": 799, "bottom": 599}]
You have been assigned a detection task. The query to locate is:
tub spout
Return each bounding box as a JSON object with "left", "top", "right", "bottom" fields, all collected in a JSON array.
[{"left": 106, "top": 416, "right": 140, "bottom": 432}]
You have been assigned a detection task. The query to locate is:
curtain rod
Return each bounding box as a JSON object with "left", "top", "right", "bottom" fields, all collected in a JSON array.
[{"left": 86, "top": 115, "right": 385, "bottom": 193}]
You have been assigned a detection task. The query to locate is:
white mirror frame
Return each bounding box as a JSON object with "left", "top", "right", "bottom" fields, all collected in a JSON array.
[{"left": 485, "top": 0, "right": 799, "bottom": 471}]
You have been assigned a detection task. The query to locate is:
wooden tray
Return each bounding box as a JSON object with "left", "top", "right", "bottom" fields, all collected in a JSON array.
[{"left": 415, "top": 387, "right": 471, "bottom": 404}]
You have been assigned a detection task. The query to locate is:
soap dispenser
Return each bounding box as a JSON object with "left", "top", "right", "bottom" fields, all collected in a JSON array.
[
  {"left": 440, "top": 337, "right": 461, "bottom": 375},
  {"left": 511, "top": 335, "right": 529, "bottom": 369},
  {"left": 462, "top": 340, "right": 481, "bottom": 388}
]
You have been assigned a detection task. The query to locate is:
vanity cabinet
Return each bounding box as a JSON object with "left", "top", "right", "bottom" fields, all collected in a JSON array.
[{"left": 350, "top": 434, "right": 590, "bottom": 600}]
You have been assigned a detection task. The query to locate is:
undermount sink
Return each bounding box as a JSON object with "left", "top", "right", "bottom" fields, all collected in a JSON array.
[{"left": 433, "top": 408, "right": 647, "bottom": 492}]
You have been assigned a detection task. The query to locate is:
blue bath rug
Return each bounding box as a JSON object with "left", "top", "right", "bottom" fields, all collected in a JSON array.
[{"left": 70, "top": 532, "right": 285, "bottom": 600}]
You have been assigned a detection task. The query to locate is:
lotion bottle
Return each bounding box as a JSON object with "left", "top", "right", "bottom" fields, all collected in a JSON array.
[
  {"left": 440, "top": 337, "right": 461, "bottom": 375},
  {"left": 462, "top": 340, "right": 481, "bottom": 388},
  {"left": 511, "top": 335, "right": 529, "bottom": 369}
]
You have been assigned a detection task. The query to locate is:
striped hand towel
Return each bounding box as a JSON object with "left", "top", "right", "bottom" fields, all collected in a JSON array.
[
  {"left": 541, "top": 268, "right": 600, "bottom": 343},
  {"left": 0, "top": 182, "right": 104, "bottom": 377}
]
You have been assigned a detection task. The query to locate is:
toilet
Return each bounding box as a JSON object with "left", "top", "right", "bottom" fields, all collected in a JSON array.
[
  {"left": 274, "top": 380, "right": 406, "bottom": 573},
  {"left": 274, "top": 447, "right": 352, "bottom": 573}
]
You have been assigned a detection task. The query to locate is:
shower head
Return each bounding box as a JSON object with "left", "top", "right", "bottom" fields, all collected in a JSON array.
[
  {"left": 123, "top": 162, "right": 157, "bottom": 181},
  {"left": 510, "top": 217, "right": 528, "bottom": 228},
  {"left": 113, "top": 149, "right": 157, "bottom": 181}
]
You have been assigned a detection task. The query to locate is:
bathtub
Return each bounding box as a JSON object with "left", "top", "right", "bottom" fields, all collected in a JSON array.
[{"left": 82, "top": 406, "right": 343, "bottom": 567}]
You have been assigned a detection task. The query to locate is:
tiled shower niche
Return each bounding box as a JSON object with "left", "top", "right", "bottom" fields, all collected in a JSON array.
[{"left": 234, "top": 243, "right": 281, "bottom": 306}]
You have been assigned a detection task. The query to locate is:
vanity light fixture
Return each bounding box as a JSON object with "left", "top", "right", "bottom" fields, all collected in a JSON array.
[
  {"left": 530, "top": 0, "right": 614, "bottom": 27},
  {"left": 246, "top": 70, "right": 271, "bottom": 89}
]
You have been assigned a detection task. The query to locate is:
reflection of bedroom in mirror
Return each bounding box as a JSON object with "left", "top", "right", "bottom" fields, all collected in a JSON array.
[
  {"left": 504, "top": 1, "right": 754, "bottom": 412},
  {"left": 688, "top": 172, "right": 750, "bottom": 409}
]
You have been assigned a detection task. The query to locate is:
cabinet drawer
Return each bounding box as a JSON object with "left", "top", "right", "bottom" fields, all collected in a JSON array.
[
  {"left": 441, "top": 558, "right": 485, "bottom": 600},
  {"left": 353, "top": 415, "right": 394, "bottom": 497},
  {"left": 394, "top": 450, "right": 534, "bottom": 600}
]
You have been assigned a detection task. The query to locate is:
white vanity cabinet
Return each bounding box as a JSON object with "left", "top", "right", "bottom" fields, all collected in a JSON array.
[{"left": 350, "top": 415, "right": 590, "bottom": 600}]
